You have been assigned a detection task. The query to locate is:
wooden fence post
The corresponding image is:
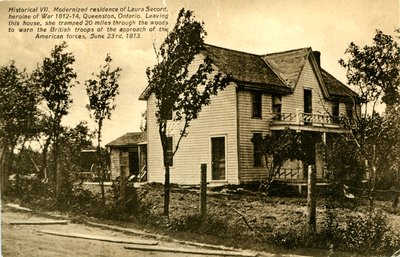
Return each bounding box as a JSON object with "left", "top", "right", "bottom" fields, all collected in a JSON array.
[
  {"left": 200, "top": 163, "right": 207, "bottom": 218},
  {"left": 307, "top": 165, "right": 316, "bottom": 234}
]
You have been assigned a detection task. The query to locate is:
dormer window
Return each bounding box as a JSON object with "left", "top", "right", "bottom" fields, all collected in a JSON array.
[{"left": 252, "top": 92, "right": 262, "bottom": 118}]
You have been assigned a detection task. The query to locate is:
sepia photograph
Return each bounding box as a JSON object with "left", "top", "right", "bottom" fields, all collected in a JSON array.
[{"left": 1, "top": 0, "right": 399, "bottom": 256}]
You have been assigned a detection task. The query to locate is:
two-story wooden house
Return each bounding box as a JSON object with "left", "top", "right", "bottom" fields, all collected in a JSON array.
[{"left": 139, "top": 44, "right": 358, "bottom": 186}]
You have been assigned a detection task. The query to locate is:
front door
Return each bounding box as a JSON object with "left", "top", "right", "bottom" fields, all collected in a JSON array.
[{"left": 211, "top": 137, "right": 225, "bottom": 180}]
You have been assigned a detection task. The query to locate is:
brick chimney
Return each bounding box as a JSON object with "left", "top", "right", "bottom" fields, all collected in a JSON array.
[{"left": 313, "top": 51, "right": 321, "bottom": 67}]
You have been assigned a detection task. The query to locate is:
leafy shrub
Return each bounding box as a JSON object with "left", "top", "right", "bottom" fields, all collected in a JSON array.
[
  {"left": 381, "top": 229, "right": 400, "bottom": 255},
  {"left": 270, "top": 209, "right": 398, "bottom": 255},
  {"left": 103, "top": 179, "right": 151, "bottom": 221},
  {"left": 65, "top": 184, "right": 102, "bottom": 216},
  {"left": 8, "top": 175, "right": 57, "bottom": 210},
  {"left": 337, "top": 210, "right": 389, "bottom": 253},
  {"left": 323, "top": 137, "right": 365, "bottom": 201}
]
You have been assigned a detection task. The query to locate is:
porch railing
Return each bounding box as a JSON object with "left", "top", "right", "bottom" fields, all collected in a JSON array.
[
  {"left": 275, "top": 168, "right": 329, "bottom": 182},
  {"left": 271, "top": 109, "right": 340, "bottom": 126},
  {"left": 275, "top": 168, "right": 301, "bottom": 181}
]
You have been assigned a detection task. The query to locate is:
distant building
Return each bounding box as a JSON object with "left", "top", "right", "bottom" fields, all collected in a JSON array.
[
  {"left": 105, "top": 132, "right": 147, "bottom": 181},
  {"left": 80, "top": 148, "right": 97, "bottom": 173}
]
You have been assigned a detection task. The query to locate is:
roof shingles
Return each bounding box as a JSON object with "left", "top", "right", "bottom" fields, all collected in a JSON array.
[
  {"left": 139, "top": 44, "right": 356, "bottom": 101},
  {"left": 203, "top": 44, "right": 290, "bottom": 91},
  {"left": 105, "top": 132, "right": 146, "bottom": 147}
]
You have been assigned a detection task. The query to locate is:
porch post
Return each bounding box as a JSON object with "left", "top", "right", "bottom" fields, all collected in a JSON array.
[
  {"left": 137, "top": 145, "right": 141, "bottom": 182},
  {"left": 307, "top": 165, "right": 317, "bottom": 234}
]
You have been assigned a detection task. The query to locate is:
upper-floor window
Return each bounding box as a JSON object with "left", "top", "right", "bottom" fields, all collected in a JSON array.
[
  {"left": 253, "top": 133, "right": 263, "bottom": 167},
  {"left": 272, "top": 95, "right": 282, "bottom": 114},
  {"left": 304, "top": 89, "right": 312, "bottom": 114},
  {"left": 252, "top": 92, "right": 262, "bottom": 118},
  {"left": 332, "top": 102, "right": 339, "bottom": 117}
]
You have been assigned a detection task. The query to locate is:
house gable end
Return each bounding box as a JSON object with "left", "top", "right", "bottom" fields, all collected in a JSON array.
[{"left": 262, "top": 47, "right": 310, "bottom": 88}]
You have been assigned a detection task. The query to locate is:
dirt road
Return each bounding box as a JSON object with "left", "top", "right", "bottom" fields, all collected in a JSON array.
[{"left": 1, "top": 207, "right": 259, "bottom": 257}]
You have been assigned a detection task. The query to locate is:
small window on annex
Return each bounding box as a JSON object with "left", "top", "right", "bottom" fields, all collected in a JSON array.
[
  {"left": 252, "top": 92, "right": 262, "bottom": 118},
  {"left": 253, "top": 133, "right": 263, "bottom": 167},
  {"left": 272, "top": 95, "right": 282, "bottom": 114},
  {"left": 166, "top": 137, "right": 173, "bottom": 166}
]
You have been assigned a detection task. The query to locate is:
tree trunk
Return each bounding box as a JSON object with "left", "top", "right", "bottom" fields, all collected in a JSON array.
[
  {"left": 55, "top": 142, "right": 62, "bottom": 202},
  {"left": 159, "top": 123, "right": 170, "bottom": 218},
  {"left": 369, "top": 145, "right": 377, "bottom": 211},
  {"left": 97, "top": 121, "right": 105, "bottom": 206},
  {"left": 15, "top": 138, "right": 28, "bottom": 194},
  {"left": 40, "top": 136, "right": 51, "bottom": 180},
  {"left": 163, "top": 165, "right": 170, "bottom": 217},
  {"left": 200, "top": 164, "right": 207, "bottom": 218},
  {"left": 1, "top": 144, "right": 9, "bottom": 195}
]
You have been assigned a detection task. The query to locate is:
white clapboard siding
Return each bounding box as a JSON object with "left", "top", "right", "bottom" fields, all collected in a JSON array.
[
  {"left": 146, "top": 54, "right": 238, "bottom": 185},
  {"left": 283, "top": 60, "right": 330, "bottom": 115},
  {"left": 237, "top": 90, "right": 272, "bottom": 183}
]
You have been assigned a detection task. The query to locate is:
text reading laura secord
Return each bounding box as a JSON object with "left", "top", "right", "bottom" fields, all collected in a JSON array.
[{"left": 8, "top": 5, "right": 169, "bottom": 40}]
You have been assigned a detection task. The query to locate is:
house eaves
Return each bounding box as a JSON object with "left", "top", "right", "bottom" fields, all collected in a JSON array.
[
  {"left": 138, "top": 44, "right": 357, "bottom": 102},
  {"left": 320, "top": 68, "right": 359, "bottom": 102},
  {"left": 105, "top": 132, "right": 147, "bottom": 148}
]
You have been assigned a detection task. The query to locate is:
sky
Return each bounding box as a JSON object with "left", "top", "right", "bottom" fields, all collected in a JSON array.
[{"left": 0, "top": 0, "right": 399, "bottom": 146}]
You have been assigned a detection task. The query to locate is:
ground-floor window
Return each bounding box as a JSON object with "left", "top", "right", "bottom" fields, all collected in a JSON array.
[
  {"left": 211, "top": 136, "right": 226, "bottom": 180},
  {"left": 253, "top": 133, "right": 263, "bottom": 167}
]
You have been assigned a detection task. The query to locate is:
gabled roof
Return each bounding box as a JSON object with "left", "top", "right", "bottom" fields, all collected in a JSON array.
[
  {"left": 105, "top": 132, "right": 146, "bottom": 147},
  {"left": 139, "top": 44, "right": 357, "bottom": 101},
  {"left": 203, "top": 44, "right": 290, "bottom": 92},
  {"left": 262, "top": 47, "right": 310, "bottom": 88}
]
